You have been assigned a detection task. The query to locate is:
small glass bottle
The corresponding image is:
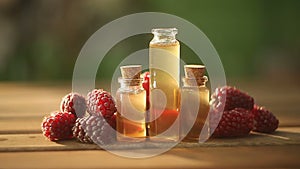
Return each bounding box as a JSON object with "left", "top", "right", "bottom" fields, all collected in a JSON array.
[
  {"left": 149, "top": 28, "right": 180, "bottom": 142},
  {"left": 180, "top": 65, "right": 210, "bottom": 142},
  {"left": 116, "top": 65, "right": 147, "bottom": 142}
]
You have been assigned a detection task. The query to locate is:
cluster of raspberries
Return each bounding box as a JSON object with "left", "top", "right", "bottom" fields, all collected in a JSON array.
[
  {"left": 41, "top": 89, "right": 116, "bottom": 145},
  {"left": 210, "top": 86, "right": 279, "bottom": 137}
]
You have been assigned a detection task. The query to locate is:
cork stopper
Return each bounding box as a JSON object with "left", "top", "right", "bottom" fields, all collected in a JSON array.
[
  {"left": 184, "top": 65, "right": 205, "bottom": 79},
  {"left": 184, "top": 65, "right": 207, "bottom": 86},
  {"left": 120, "top": 65, "right": 142, "bottom": 79},
  {"left": 120, "top": 65, "right": 142, "bottom": 86}
]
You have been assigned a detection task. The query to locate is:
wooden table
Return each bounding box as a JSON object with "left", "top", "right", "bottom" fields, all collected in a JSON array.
[{"left": 0, "top": 81, "right": 300, "bottom": 168}]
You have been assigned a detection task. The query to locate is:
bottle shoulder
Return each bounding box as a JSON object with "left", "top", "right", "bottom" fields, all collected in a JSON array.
[
  {"left": 149, "top": 40, "right": 179, "bottom": 47},
  {"left": 117, "top": 87, "right": 145, "bottom": 95},
  {"left": 181, "top": 86, "right": 209, "bottom": 92}
]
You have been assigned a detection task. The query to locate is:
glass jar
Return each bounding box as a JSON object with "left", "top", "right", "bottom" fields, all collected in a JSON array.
[
  {"left": 180, "top": 66, "right": 210, "bottom": 142},
  {"left": 116, "top": 78, "right": 147, "bottom": 142},
  {"left": 148, "top": 28, "right": 180, "bottom": 142}
]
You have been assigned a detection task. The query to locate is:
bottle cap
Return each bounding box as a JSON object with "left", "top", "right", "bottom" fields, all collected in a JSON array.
[
  {"left": 120, "top": 65, "right": 142, "bottom": 79},
  {"left": 184, "top": 65, "right": 205, "bottom": 79},
  {"left": 184, "top": 65, "right": 207, "bottom": 86},
  {"left": 120, "top": 65, "right": 142, "bottom": 86}
]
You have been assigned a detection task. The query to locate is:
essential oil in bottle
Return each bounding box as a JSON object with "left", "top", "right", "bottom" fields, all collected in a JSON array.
[
  {"left": 116, "top": 65, "right": 147, "bottom": 142},
  {"left": 180, "top": 65, "right": 210, "bottom": 142},
  {"left": 149, "top": 28, "right": 180, "bottom": 142}
]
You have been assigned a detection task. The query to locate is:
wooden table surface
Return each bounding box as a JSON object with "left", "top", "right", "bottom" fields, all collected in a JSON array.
[{"left": 0, "top": 81, "right": 299, "bottom": 169}]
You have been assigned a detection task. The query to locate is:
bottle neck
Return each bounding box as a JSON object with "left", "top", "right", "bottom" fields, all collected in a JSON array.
[
  {"left": 151, "top": 28, "right": 178, "bottom": 44},
  {"left": 118, "top": 77, "right": 143, "bottom": 89},
  {"left": 182, "top": 76, "right": 208, "bottom": 87}
]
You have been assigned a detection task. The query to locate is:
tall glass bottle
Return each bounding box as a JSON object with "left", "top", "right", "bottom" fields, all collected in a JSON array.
[
  {"left": 180, "top": 65, "right": 210, "bottom": 142},
  {"left": 116, "top": 65, "right": 146, "bottom": 142},
  {"left": 149, "top": 28, "right": 180, "bottom": 141}
]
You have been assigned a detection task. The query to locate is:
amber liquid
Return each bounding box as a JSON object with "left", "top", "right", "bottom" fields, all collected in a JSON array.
[
  {"left": 149, "top": 41, "right": 180, "bottom": 141},
  {"left": 116, "top": 90, "right": 146, "bottom": 142},
  {"left": 180, "top": 86, "right": 210, "bottom": 142}
]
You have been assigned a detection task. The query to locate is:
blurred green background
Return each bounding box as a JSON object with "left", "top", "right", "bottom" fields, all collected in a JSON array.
[{"left": 0, "top": 0, "right": 299, "bottom": 82}]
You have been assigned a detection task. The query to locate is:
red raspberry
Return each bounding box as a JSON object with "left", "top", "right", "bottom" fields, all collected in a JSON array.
[
  {"left": 73, "top": 114, "right": 116, "bottom": 145},
  {"left": 72, "top": 116, "right": 93, "bottom": 143},
  {"left": 142, "top": 71, "right": 150, "bottom": 94},
  {"left": 142, "top": 71, "right": 150, "bottom": 110},
  {"left": 210, "top": 86, "right": 254, "bottom": 112},
  {"left": 60, "top": 93, "right": 87, "bottom": 118},
  {"left": 41, "top": 111, "right": 76, "bottom": 141},
  {"left": 87, "top": 89, "right": 116, "bottom": 118},
  {"left": 252, "top": 105, "right": 279, "bottom": 133},
  {"left": 107, "top": 113, "right": 116, "bottom": 130},
  {"left": 210, "top": 108, "right": 254, "bottom": 137},
  {"left": 84, "top": 114, "right": 116, "bottom": 145}
]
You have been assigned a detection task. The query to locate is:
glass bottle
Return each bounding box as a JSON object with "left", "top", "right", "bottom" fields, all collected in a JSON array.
[
  {"left": 116, "top": 65, "right": 147, "bottom": 142},
  {"left": 149, "top": 28, "right": 180, "bottom": 142},
  {"left": 180, "top": 65, "right": 210, "bottom": 142}
]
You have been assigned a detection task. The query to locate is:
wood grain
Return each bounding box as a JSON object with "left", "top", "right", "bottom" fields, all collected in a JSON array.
[
  {"left": 0, "top": 146, "right": 299, "bottom": 169},
  {"left": 0, "top": 127, "right": 299, "bottom": 152}
]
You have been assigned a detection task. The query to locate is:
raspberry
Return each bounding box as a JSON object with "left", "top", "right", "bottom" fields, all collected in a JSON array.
[
  {"left": 41, "top": 111, "right": 76, "bottom": 141},
  {"left": 87, "top": 89, "right": 117, "bottom": 118},
  {"left": 210, "top": 86, "right": 254, "bottom": 112},
  {"left": 60, "top": 92, "right": 87, "bottom": 118},
  {"left": 210, "top": 108, "right": 254, "bottom": 137},
  {"left": 72, "top": 116, "right": 93, "bottom": 143},
  {"left": 142, "top": 71, "right": 150, "bottom": 110},
  {"left": 142, "top": 71, "right": 150, "bottom": 95},
  {"left": 107, "top": 113, "right": 116, "bottom": 130},
  {"left": 252, "top": 105, "right": 279, "bottom": 133},
  {"left": 83, "top": 115, "right": 116, "bottom": 145},
  {"left": 73, "top": 115, "right": 116, "bottom": 145}
]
